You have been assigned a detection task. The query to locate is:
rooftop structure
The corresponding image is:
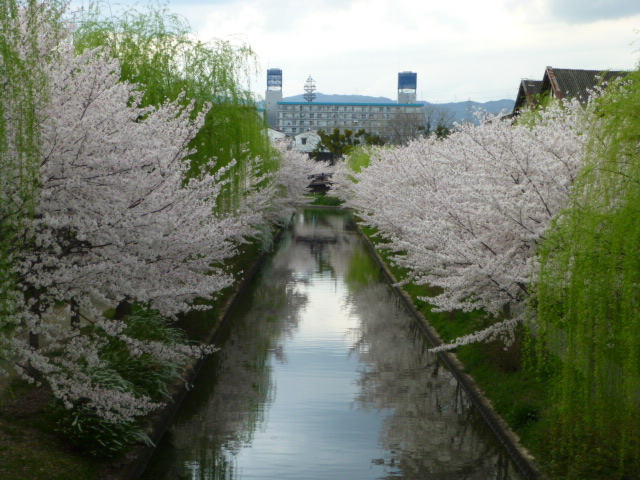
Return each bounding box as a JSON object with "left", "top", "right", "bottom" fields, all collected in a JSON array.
[
  {"left": 513, "top": 79, "right": 543, "bottom": 112},
  {"left": 303, "top": 76, "right": 317, "bottom": 103},
  {"left": 265, "top": 68, "right": 283, "bottom": 128},
  {"left": 398, "top": 71, "right": 417, "bottom": 104}
]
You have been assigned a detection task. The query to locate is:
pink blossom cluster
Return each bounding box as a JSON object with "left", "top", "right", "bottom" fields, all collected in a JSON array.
[
  {"left": 2, "top": 2, "right": 312, "bottom": 424},
  {"left": 271, "top": 139, "right": 332, "bottom": 216},
  {"left": 336, "top": 101, "right": 596, "bottom": 349}
]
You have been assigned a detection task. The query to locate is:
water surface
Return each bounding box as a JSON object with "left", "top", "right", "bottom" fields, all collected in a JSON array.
[{"left": 142, "top": 208, "right": 522, "bottom": 479}]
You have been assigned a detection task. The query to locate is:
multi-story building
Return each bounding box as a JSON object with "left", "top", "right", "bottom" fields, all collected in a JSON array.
[
  {"left": 265, "top": 71, "right": 425, "bottom": 142},
  {"left": 275, "top": 101, "right": 424, "bottom": 138}
]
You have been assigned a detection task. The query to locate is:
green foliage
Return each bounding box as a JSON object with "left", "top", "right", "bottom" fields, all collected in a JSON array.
[
  {"left": 74, "top": 1, "right": 277, "bottom": 213},
  {"left": 433, "top": 123, "right": 451, "bottom": 139},
  {"left": 345, "top": 145, "right": 373, "bottom": 173},
  {"left": 0, "top": 0, "right": 59, "bottom": 336},
  {"left": 56, "top": 399, "right": 150, "bottom": 459},
  {"left": 312, "top": 128, "right": 384, "bottom": 164},
  {"left": 56, "top": 307, "right": 190, "bottom": 457},
  {"left": 308, "top": 193, "right": 343, "bottom": 206},
  {"left": 535, "top": 68, "right": 640, "bottom": 478}
]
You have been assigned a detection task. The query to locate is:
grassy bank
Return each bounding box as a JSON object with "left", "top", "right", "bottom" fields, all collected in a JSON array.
[
  {"left": 359, "top": 224, "right": 552, "bottom": 477},
  {"left": 309, "top": 193, "right": 343, "bottom": 207},
  {"left": 0, "top": 383, "right": 100, "bottom": 480}
]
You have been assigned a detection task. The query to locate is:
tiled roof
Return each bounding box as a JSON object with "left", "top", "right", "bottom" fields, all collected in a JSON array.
[
  {"left": 542, "top": 67, "right": 629, "bottom": 101},
  {"left": 511, "top": 66, "right": 630, "bottom": 115},
  {"left": 513, "top": 79, "right": 544, "bottom": 112}
]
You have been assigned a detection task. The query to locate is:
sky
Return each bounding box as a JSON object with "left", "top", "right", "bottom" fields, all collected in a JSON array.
[{"left": 69, "top": 0, "right": 640, "bottom": 104}]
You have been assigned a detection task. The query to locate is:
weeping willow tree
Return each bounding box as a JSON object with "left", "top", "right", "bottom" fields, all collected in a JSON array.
[
  {"left": 73, "top": 2, "right": 277, "bottom": 213},
  {"left": 535, "top": 69, "right": 640, "bottom": 479},
  {"left": 0, "top": 0, "right": 65, "bottom": 339}
]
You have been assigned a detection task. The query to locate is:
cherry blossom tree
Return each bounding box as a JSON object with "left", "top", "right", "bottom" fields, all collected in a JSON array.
[
  {"left": 73, "top": 2, "right": 277, "bottom": 214},
  {"left": 269, "top": 139, "right": 333, "bottom": 217},
  {"left": 1, "top": 1, "right": 298, "bottom": 434},
  {"left": 336, "top": 101, "right": 595, "bottom": 349}
]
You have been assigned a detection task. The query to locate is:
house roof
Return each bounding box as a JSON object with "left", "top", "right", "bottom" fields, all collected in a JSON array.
[
  {"left": 542, "top": 66, "right": 628, "bottom": 102},
  {"left": 512, "top": 66, "right": 629, "bottom": 114},
  {"left": 513, "top": 79, "right": 543, "bottom": 112}
]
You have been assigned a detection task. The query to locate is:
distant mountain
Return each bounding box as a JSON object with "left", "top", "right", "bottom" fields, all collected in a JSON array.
[
  {"left": 283, "top": 93, "right": 395, "bottom": 104},
  {"left": 281, "top": 93, "right": 515, "bottom": 125},
  {"left": 427, "top": 99, "right": 515, "bottom": 125}
]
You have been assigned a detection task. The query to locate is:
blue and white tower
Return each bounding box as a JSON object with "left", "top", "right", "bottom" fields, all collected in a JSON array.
[
  {"left": 398, "top": 71, "right": 417, "bottom": 104},
  {"left": 265, "top": 68, "right": 283, "bottom": 128}
]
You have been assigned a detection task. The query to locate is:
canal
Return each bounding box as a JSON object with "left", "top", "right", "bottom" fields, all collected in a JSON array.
[{"left": 141, "top": 208, "right": 523, "bottom": 479}]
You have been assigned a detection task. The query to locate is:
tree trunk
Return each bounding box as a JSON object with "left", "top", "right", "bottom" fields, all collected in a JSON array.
[
  {"left": 114, "top": 299, "right": 132, "bottom": 320},
  {"left": 70, "top": 298, "right": 80, "bottom": 330}
]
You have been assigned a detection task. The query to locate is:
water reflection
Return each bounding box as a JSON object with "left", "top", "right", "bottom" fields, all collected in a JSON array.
[
  {"left": 346, "top": 283, "right": 519, "bottom": 478},
  {"left": 142, "top": 208, "right": 522, "bottom": 480}
]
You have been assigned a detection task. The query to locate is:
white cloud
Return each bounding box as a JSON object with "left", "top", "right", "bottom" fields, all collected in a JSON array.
[
  {"left": 545, "top": 0, "right": 640, "bottom": 24},
  {"left": 70, "top": 0, "right": 640, "bottom": 103}
]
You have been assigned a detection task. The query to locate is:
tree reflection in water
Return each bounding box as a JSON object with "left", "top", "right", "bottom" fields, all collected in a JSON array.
[
  {"left": 346, "top": 280, "right": 520, "bottom": 479},
  {"left": 142, "top": 229, "right": 311, "bottom": 480},
  {"left": 142, "top": 209, "right": 522, "bottom": 480}
]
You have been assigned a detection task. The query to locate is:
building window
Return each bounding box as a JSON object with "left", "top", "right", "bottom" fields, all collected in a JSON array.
[{"left": 301, "top": 137, "right": 307, "bottom": 145}]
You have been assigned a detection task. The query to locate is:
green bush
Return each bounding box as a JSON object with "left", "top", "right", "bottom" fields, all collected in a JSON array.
[{"left": 55, "top": 307, "right": 191, "bottom": 457}]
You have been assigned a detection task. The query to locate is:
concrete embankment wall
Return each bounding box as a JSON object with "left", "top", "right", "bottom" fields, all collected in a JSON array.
[{"left": 356, "top": 222, "right": 543, "bottom": 480}]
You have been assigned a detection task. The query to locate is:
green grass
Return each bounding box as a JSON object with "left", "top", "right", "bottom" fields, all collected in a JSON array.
[
  {"left": 308, "top": 193, "right": 343, "bottom": 206},
  {"left": 0, "top": 382, "right": 101, "bottom": 480}
]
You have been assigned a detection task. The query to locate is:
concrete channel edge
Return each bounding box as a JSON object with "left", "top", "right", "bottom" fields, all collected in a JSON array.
[{"left": 356, "top": 222, "right": 544, "bottom": 480}]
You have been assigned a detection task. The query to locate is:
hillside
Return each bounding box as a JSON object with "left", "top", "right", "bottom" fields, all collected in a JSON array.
[{"left": 430, "top": 99, "right": 515, "bottom": 124}]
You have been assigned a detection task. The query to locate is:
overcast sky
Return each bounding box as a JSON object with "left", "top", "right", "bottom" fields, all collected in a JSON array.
[{"left": 70, "top": 0, "right": 640, "bottom": 103}]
